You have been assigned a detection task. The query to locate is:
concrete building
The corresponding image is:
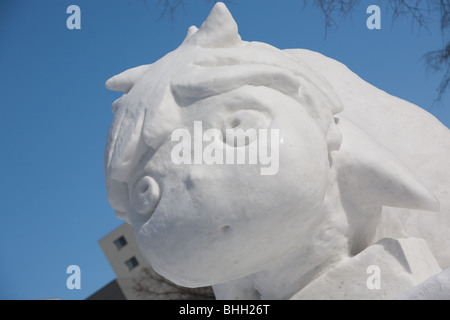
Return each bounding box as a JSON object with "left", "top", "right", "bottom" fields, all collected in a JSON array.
[
  {"left": 87, "top": 223, "right": 214, "bottom": 300},
  {"left": 99, "top": 223, "right": 146, "bottom": 277}
]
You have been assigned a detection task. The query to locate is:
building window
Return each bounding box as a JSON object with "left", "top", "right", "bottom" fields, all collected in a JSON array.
[
  {"left": 113, "top": 236, "right": 127, "bottom": 250},
  {"left": 125, "top": 257, "right": 139, "bottom": 271}
]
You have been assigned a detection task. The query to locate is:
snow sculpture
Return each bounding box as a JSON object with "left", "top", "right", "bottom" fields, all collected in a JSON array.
[{"left": 104, "top": 3, "right": 450, "bottom": 299}]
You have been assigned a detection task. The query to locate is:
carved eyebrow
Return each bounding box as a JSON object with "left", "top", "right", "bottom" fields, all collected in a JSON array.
[{"left": 171, "top": 64, "right": 300, "bottom": 105}]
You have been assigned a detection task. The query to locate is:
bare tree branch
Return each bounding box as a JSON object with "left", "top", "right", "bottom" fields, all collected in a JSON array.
[
  {"left": 147, "top": 0, "right": 232, "bottom": 22},
  {"left": 303, "top": 0, "right": 360, "bottom": 37},
  {"left": 389, "top": 0, "right": 431, "bottom": 31},
  {"left": 305, "top": 0, "right": 450, "bottom": 103},
  {"left": 424, "top": 42, "right": 450, "bottom": 102},
  {"left": 155, "top": 0, "right": 186, "bottom": 22}
]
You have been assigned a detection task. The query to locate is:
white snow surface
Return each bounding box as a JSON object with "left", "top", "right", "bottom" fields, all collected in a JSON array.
[
  {"left": 104, "top": 3, "right": 450, "bottom": 299},
  {"left": 396, "top": 268, "right": 450, "bottom": 300}
]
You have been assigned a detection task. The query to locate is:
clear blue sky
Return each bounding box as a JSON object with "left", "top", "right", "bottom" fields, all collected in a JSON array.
[{"left": 0, "top": 0, "right": 449, "bottom": 300}]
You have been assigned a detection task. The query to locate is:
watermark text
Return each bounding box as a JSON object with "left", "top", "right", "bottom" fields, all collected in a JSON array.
[{"left": 171, "top": 121, "right": 280, "bottom": 176}]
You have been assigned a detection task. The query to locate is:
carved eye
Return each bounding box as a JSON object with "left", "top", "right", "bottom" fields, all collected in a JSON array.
[
  {"left": 130, "top": 176, "right": 160, "bottom": 217},
  {"left": 223, "top": 110, "right": 271, "bottom": 147}
]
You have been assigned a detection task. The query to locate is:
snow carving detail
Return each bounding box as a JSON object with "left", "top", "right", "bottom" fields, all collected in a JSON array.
[{"left": 104, "top": 3, "right": 450, "bottom": 299}]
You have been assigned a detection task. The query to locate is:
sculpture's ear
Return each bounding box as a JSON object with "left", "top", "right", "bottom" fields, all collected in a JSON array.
[
  {"left": 187, "top": 2, "right": 241, "bottom": 48},
  {"left": 334, "top": 118, "right": 440, "bottom": 212},
  {"left": 105, "top": 64, "right": 149, "bottom": 94}
]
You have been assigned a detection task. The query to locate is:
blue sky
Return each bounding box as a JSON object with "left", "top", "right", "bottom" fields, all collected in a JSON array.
[{"left": 0, "top": 0, "right": 449, "bottom": 300}]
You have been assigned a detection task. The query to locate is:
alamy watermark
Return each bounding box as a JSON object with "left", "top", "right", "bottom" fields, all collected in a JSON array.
[
  {"left": 171, "top": 121, "right": 280, "bottom": 176},
  {"left": 66, "top": 5, "right": 81, "bottom": 30},
  {"left": 66, "top": 265, "right": 81, "bottom": 290},
  {"left": 65, "top": 4, "right": 380, "bottom": 31},
  {"left": 366, "top": 265, "right": 381, "bottom": 290},
  {"left": 367, "top": 5, "right": 381, "bottom": 30}
]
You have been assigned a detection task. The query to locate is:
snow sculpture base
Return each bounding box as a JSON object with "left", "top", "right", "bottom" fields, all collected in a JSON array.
[
  {"left": 291, "top": 238, "right": 441, "bottom": 300},
  {"left": 396, "top": 268, "right": 450, "bottom": 300}
]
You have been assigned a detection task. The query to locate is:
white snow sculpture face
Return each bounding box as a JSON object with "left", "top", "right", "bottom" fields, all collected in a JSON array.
[
  {"left": 128, "top": 89, "right": 334, "bottom": 287},
  {"left": 104, "top": 3, "right": 343, "bottom": 287},
  {"left": 105, "top": 3, "right": 439, "bottom": 288}
]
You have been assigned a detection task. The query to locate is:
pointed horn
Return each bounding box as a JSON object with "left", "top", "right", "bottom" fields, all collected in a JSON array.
[
  {"left": 189, "top": 2, "right": 241, "bottom": 48},
  {"left": 186, "top": 25, "right": 198, "bottom": 40},
  {"left": 181, "top": 25, "right": 199, "bottom": 46},
  {"left": 105, "top": 64, "right": 149, "bottom": 94}
]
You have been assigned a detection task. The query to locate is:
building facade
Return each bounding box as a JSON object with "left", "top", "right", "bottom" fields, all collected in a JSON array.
[{"left": 87, "top": 223, "right": 214, "bottom": 300}]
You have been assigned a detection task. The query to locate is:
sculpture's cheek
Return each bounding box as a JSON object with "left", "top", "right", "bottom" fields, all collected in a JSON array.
[{"left": 130, "top": 116, "right": 331, "bottom": 287}]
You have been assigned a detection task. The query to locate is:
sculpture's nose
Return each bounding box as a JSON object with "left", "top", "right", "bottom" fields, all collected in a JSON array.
[{"left": 130, "top": 175, "right": 161, "bottom": 219}]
